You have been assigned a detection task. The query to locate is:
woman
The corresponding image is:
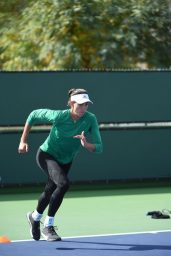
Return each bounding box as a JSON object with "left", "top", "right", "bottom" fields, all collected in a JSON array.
[{"left": 18, "top": 88, "right": 103, "bottom": 242}]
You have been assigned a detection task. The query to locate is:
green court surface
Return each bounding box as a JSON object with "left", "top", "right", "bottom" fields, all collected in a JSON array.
[{"left": 0, "top": 181, "right": 171, "bottom": 241}]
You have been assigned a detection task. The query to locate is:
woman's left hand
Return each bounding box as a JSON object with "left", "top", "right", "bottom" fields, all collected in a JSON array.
[{"left": 73, "top": 131, "right": 87, "bottom": 147}]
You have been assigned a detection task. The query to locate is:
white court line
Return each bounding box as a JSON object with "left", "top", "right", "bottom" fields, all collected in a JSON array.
[{"left": 12, "top": 229, "right": 171, "bottom": 243}]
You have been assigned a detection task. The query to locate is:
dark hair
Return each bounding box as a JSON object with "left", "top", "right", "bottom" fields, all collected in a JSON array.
[{"left": 68, "top": 88, "right": 87, "bottom": 98}]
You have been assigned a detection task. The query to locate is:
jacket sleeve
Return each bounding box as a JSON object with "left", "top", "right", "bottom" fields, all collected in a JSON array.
[
  {"left": 90, "top": 115, "right": 103, "bottom": 153},
  {"left": 26, "top": 109, "right": 60, "bottom": 125}
]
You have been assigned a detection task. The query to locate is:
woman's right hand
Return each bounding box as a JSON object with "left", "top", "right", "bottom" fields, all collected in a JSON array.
[{"left": 18, "top": 141, "right": 29, "bottom": 153}]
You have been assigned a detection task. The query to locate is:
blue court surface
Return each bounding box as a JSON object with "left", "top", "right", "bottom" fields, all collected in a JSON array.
[{"left": 0, "top": 230, "right": 171, "bottom": 256}]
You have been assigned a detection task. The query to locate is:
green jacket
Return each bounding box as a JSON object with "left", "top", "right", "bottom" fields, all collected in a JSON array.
[{"left": 26, "top": 109, "right": 103, "bottom": 164}]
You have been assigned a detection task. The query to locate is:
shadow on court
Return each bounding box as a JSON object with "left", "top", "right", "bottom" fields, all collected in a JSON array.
[{"left": 58, "top": 239, "right": 171, "bottom": 251}]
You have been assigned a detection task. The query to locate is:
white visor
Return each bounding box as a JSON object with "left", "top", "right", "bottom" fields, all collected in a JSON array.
[{"left": 70, "top": 94, "right": 93, "bottom": 104}]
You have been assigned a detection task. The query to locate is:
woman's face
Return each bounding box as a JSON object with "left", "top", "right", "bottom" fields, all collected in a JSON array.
[{"left": 71, "top": 102, "right": 89, "bottom": 119}]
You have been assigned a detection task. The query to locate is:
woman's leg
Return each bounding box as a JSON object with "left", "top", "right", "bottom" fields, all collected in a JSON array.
[
  {"left": 27, "top": 149, "right": 71, "bottom": 241},
  {"left": 35, "top": 149, "right": 72, "bottom": 241},
  {"left": 36, "top": 149, "right": 71, "bottom": 216}
]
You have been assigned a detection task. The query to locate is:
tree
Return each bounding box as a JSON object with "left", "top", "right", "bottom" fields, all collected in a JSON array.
[
  {"left": 0, "top": 0, "right": 170, "bottom": 70},
  {"left": 102, "top": 0, "right": 171, "bottom": 69}
]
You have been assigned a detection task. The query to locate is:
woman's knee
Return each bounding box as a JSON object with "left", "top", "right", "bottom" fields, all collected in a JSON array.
[
  {"left": 44, "top": 182, "right": 56, "bottom": 197},
  {"left": 59, "top": 179, "right": 70, "bottom": 193}
]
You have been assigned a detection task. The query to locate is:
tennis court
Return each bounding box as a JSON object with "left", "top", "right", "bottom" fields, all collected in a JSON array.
[
  {"left": 1, "top": 182, "right": 171, "bottom": 255},
  {"left": 1, "top": 231, "right": 171, "bottom": 256}
]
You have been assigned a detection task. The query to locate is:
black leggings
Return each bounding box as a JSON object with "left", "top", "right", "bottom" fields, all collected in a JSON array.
[{"left": 36, "top": 148, "right": 72, "bottom": 217}]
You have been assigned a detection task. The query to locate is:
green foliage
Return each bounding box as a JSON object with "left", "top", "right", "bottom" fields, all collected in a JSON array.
[
  {"left": 100, "top": 0, "right": 171, "bottom": 69},
  {"left": 0, "top": 0, "right": 170, "bottom": 70}
]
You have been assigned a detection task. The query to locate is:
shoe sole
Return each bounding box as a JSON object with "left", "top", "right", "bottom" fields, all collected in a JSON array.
[{"left": 26, "top": 212, "right": 40, "bottom": 241}]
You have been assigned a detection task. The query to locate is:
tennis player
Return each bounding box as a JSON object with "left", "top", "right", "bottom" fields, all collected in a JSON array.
[{"left": 18, "top": 88, "right": 103, "bottom": 241}]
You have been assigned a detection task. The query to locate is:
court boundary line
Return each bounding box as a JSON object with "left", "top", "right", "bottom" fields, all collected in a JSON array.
[{"left": 12, "top": 229, "right": 171, "bottom": 243}]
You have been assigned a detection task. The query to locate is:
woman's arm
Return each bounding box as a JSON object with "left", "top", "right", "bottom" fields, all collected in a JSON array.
[
  {"left": 18, "top": 109, "right": 60, "bottom": 154},
  {"left": 88, "top": 115, "right": 103, "bottom": 153},
  {"left": 73, "top": 131, "right": 96, "bottom": 152},
  {"left": 18, "top": 123, "right": 31, "bottom": 153},
  {"left": 74, "top": 114, "right": 103, "bottom": 153}
]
